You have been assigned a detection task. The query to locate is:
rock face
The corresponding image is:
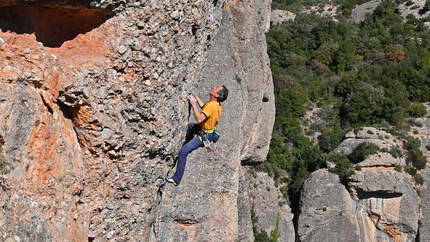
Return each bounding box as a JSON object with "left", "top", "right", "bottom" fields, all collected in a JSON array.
[
  {"left": 0, "top": 0, "right": 280, "bottom": 241},
  {"left": 351, "top": 0, "right": 382, "bottom": 23},
  {"left": 238, "top": 171, "right": 294, "bottom": 242},
  {"left": 152, "top": 0, "right": 282, "bottom": 240},
  {"left": 420, "top": 170, "right": 430, "bottom": 241},
  {"left": 406, "top": 103, "right": 430, "bottom": 165},
  {"left": 334, "top": 127, "right": 400, "bottom": 156},
  {"left": 397, "top": 0, "right": 430, "bottom": 20},
  {"left": 349, "top": 170, "right": 419, "bottom": 241},
  {"left": 352, "top": 0, "right": 430, "bottom": 23},
  {"left": 330, "top": 127, "right": 405, "bottom": 169},
  {"left": 271, "top": 4, "right": 338, "bottom": 26},
  {"left": 300, "top": 124, "right": 430, "bottom": 241},
  {"left": 271, "top": 9, "right": 296, "bottom": 26},
  {"left": 298, "top": 169, "right": 419, "bottom": 242},
  {"left": 298, "top": 170, "right": 361, "bottom": 242}
]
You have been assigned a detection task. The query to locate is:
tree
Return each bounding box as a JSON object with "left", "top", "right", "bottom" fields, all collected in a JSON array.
[
  {"left": 335, "top": 39, "right": 356, "bottom": 73},
  {"left": 404, "top": 136, "right": 428, "bottom": 170},
  {"left": 318, "top": 126, "right": 345, "bottom": 152},
  {"left": 340, "top": 82, "right": 387, "bottom": 126},
  {"left": 386, "top": 44, "right": 405, "bottom": 63},
  {"left": 409, "top": 102, "right": 427, "bottom": 117}
]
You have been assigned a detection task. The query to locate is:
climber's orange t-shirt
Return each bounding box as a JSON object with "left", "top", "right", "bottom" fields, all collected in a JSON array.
[{"left": 200, "top": 101, "right": 222, "bottom": 130}]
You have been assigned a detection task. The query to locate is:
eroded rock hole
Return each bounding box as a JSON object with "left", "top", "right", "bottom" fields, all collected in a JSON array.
[
  {"left": 192, "top": 24, "right": 199, "bottom": 36},
  {"left": 0, "top": 4, "right": 113, "bottom": 47},
  {"left": 57, "top": 101, "right": 74, "bottom": 120}
]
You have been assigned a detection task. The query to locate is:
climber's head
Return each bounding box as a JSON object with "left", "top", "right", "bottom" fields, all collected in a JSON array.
[{"left": 210, "top": 85, "right": 228, "bottom": 102}]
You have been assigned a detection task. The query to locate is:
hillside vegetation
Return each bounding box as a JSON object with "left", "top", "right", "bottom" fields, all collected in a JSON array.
[{"left": 265, "top": 0, "right": 430, "bottom": 209}]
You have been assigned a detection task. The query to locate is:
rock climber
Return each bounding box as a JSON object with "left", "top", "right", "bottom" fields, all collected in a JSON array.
[{"left": 167, "top": 85, "right": 229, "bottom": 186}]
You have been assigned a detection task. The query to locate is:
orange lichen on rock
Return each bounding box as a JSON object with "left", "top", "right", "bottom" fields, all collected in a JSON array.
[
  {"left": 19, "top": 92, "right": 88, "bottom": 241},
  {"left": 23, "top": 115, "right": 64, "bottom": 189},
  {"left": 361, "top": 166, "right": 396, "bottom": 171},
  {"left": 70, "top": 105, "right": 94, "bottom": 127},
  {"left": 383, "top": 224, "right": 401, "bottom": 242}
]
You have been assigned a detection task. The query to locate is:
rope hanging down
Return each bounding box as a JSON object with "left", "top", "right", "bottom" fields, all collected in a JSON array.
[{"left": 160, "top": 185, "right": 179, "bottom": 242}]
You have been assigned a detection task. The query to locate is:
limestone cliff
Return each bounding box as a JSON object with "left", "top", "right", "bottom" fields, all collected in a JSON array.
[
  {"left": 0, "top": 0, "right": 282, "bottom": 241},
  {"left": 152, "top": 0, "right": 292, "bottom": 241}
]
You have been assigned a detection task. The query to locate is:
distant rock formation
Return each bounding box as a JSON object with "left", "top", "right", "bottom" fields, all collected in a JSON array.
[
  {"left": 351, "top": 0, "right": 382, "bottom": 23},
  {"left": 352, "top": 0, "right": 430, "bottom": 23},
  {"left": 271, "top": 9, "right": 296, "bottom": 26},
  {"left": 420, "top": 170, "right": 430, "bottom": 241},
  {"left": 333, "top": 127, "right": 404, "bottom": 168},
  {"left": 397, "top": 0, "right": 430, "bottom": 21},
  {"left": 0, "top": 0, "right": 282, "bottom": 241},
  {"left": 299, "top": 122, "right": 430, "bottom": 241},
  {"left": 239, "top": 171, "right": 294, "bottom": 242},
  {"left": 270, "top": 4, "right": 338, "bottom": 26},
  {"left": 299, "top": 169, "right": 419, "bottom": 242}
]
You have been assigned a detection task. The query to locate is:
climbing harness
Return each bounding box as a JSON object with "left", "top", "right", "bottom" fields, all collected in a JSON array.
[
  {"left": 160, "top": 185, "right": 180, "bottom": 242},
  {"left": 198, "top": 128, "right": 220, "bottom": 153},
  {"left": 201, "top": 133, "right": 213, "bottom": 152},
  {"left": 212, "top": 129, "right": 220, "bottom": 143}
]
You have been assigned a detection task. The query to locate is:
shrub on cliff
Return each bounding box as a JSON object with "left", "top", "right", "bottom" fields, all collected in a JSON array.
[
  {"left": 389, "top": 145, "right": 403, "bottom": 158},
  {"left": 0, "top": 146, "right": 11, "bottom": 175},
  {"left": 318, "top": 126, "right": 345, "bottom": 152},
  {"left": 289, "top": 167, "right": 310, "bottom": 194},
  {"left": 251, "top": 208, "right": 280, "bottom": 242},
  {"left": 407, "top": 149, "right": 427, "bottom": 170},
  {"left": 423, "top": 0, "right": 430, "bottom": 13},
  {"left": 404, "top": 135, "right": 421, "bottom": 150},
  {"left": 328, "top": 152, "right": 355, "bottom": 184},
  {"left": 348, "top": 142, "right": 380, "bottom": 163},
  {"left": 409, "top": 102, "right": 427, "bottom": 117},
  {"left": 404, "top": 136, "right": 427, "bottom": 170}
]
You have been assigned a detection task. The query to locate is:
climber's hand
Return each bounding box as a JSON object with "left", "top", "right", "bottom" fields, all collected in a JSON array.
[{"left": 188, "top": 95, "right": 197, "bottom": 106}]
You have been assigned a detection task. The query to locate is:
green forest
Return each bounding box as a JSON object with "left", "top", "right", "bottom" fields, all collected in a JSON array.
[{"left": 263, "top": 0, "right": 430, "bottom": 218}]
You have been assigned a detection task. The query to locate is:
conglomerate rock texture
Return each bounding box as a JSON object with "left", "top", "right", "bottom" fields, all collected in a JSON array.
[{"left": 0, "top": 0, "right": 282, "bottom": 241}]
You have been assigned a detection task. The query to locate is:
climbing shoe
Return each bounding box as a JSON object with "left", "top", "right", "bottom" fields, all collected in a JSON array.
[{"left": 166, "top": 178, "right": 178, "bottom": 186}]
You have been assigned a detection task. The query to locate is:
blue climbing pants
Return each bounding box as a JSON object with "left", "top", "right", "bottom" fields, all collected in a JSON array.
[{"left": 172, "top": 123, "right": 216, "bottom": 184}]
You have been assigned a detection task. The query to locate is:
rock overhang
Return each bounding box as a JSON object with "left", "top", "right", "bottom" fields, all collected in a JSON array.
[{"left": 0, "top": 1, "right": 114, "bottom": 48}]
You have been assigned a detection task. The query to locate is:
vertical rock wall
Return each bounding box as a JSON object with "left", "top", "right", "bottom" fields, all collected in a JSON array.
[
  {"left": 152, "top": 0, "right": 289, "bottom": 241},
  {"left": 420, "top": 170, "right": 430, "bottom": 241},
  {"left": 0, "top": 0, "right": 227, "bottom": 241},
  {"left": 238, "top": 171, "right": 295, "bottom": 242}
]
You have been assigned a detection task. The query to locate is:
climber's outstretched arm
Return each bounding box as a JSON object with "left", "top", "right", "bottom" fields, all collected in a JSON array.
[
  {"left": 188, "top": 95, "right": 208, "bottom": 123},
  {"left": 195, "top": 95, "right": 204, "bottom": 108},
  {"left": 191, "top": 102, "right": 207, "bottom": 123}
]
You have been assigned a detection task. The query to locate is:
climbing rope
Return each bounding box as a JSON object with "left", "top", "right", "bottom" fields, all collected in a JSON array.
[{"left": 160, "top": 185, "right": 179, "bottom": 242}]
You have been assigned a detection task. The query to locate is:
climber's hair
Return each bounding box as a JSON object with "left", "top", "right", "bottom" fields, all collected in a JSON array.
[{"left": 217, "top": 85, "right": 228, "bottom": 102}]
